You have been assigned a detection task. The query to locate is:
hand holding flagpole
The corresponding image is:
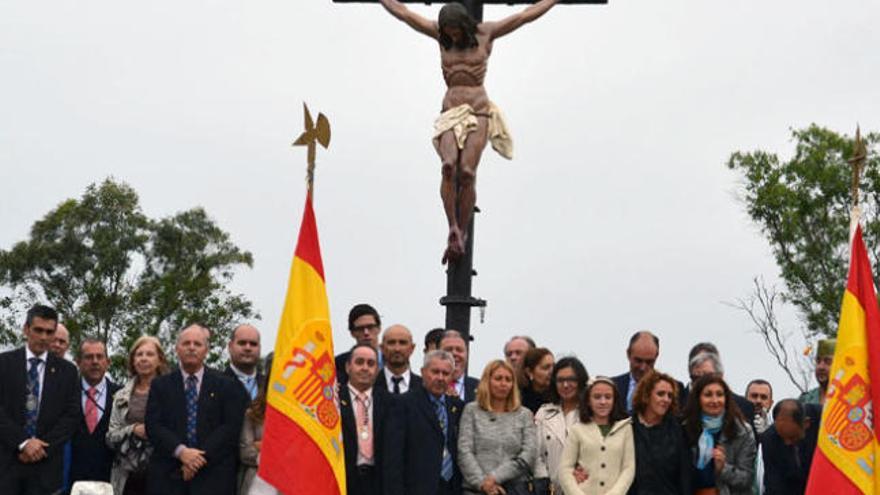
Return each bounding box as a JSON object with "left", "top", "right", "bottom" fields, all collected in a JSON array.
[{"left": 293, "top": 103, "right": 331, "bottom": 193}]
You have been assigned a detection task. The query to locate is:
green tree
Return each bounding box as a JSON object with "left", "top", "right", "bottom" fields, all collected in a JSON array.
[
  {"left": 0, "top": 178, "right": 258, "bottom": 376},
  {"left": 727, "top": 124, "right": 879, "bottom": 390}
]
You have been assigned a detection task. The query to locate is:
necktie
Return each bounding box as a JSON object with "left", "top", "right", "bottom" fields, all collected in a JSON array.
[
  {"left": 434, "top": 398, "right": 453, "bottom": 481},
  {"left": 25, "top": 357, "right": 41, "bottom": 437},
  {"left": 446, "top": 380, "right": 459, "bottom": 398},
  {"left": 185, "top": 374, "right": 198, "bottom": 446},
  {"left": 391, "top": 376, "right": 403, "bottom": 394},
  {"left": 354, "top": 393, "right": 374, "bottom": 461},
  {"left": 244, "top": 376, "right": 257, "bottom": 400},
  {"left": 85, "top": 386, "right": 98, "bottom": 433}
]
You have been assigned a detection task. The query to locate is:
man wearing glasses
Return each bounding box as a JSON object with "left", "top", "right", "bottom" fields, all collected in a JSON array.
[{"left": 336, "top": 304, "right": 384, "bottom": 385}]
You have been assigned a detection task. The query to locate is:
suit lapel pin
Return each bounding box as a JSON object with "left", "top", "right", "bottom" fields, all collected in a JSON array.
[
  {"left": 210, "top": 392, "right": 215, "bottom": 398},
  {"left": 50, "top": 367, "right": 56, "bottom": 373},
  {"left": 341, "top": 399, "right": 348, "bottom": 407}
]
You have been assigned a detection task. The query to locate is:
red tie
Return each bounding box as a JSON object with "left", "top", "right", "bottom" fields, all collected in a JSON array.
[{"left": 85, "top": 386, "right": 98, "bottom": 433}]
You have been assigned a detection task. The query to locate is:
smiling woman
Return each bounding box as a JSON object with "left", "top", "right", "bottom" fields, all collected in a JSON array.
[{"left": 558, "top": 377, "right": 634, "bottom": 495}]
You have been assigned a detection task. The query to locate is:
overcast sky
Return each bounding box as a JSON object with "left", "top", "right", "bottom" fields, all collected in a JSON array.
[{"left": 3, "top": 0, "right": 879, "bottom": 400}]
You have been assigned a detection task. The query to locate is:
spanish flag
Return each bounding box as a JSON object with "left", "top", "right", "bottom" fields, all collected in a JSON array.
[
  {"left": 258, "top": 193, "right": 345, "bottom": 495},
  {"left": 805, "top": 224, "right": 880, "bottom": 495}
]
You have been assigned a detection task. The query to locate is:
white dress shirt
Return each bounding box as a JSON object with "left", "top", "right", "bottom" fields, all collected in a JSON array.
[{"left": 383, "top": 368, "right": 412, "bottom": 394}]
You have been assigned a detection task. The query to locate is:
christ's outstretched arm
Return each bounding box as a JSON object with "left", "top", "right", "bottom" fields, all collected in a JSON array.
[
  {"left": 378, "top": 0, "right": 440, "bottom": 39},
  {"left": 485, "top": 0, "right": 559, "bottom": 40}
]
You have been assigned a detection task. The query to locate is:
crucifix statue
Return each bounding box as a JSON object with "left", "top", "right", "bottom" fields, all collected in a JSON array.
[
  {"left": 335, "top": 0, "right": 604, "bottom": 334},
  {"left": 377, "top": 0, "right": 561, "bottom": 263}
]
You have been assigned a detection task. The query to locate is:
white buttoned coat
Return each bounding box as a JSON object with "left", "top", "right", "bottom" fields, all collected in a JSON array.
[{"left": 557, "top": 418, "right": 635, "bottom": 495}]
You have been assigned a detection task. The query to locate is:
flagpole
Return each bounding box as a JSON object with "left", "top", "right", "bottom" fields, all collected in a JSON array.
[{"left": 848, "top": 126, "right": 867, "bottom": 241}]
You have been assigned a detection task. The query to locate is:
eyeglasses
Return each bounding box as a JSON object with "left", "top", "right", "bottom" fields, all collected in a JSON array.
[{"left": 351, "top": 324, "right": 379, "bottom": 334}]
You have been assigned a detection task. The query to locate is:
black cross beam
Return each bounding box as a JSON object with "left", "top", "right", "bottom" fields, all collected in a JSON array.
[{"left": 333, "top": 0, "right": 607, "bottom": 22}]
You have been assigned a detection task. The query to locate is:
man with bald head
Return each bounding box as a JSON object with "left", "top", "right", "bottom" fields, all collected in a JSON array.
[
  {"left": 377, "top": 325, "right": 422, "bottom": 394},
  {"left": 50, "top": 323, "right": 71, "bottom": 360},
  {"left": 224, "top": 323, "right": 263, "bottom": 400},
  {"left": 503, "top": 335, "right": 535, "bottom": 369},
  {"left": 611, "top": 331, "right": 684, "bottom": 414},
  {"left": 145, "top": 324, "right": 248, "bottom": 495}
]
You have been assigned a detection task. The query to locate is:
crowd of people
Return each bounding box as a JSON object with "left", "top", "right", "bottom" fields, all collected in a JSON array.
[{"left": 0, "top": 303, "right": 832, "bottom": 495}]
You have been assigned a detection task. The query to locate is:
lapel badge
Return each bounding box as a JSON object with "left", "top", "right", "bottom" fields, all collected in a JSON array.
[
  {"left": 210, "top": 392, "right": 215, "bottom": 398},
  {"left": 50, "top": 367, "right": 56, "bottom": 373},
  {"left": 341, "top": 399, "right": 349, "bottom": 407}
]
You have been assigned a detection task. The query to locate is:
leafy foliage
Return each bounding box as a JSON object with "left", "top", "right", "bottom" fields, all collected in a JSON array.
[
  {"left": 728, "top": 124, "right": 880, "bottom": 338},
  {"left": 0, "top": 178, "right": 258, "bottom": 377}
]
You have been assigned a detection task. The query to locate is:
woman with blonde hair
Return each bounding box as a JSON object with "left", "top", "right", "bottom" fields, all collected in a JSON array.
[
  {"left": 558, "top": 376, "right": 634, "bottom": 495},
  {"left": 458, "top": 359, "right": 538, "bottom": 495},
  {"left": 106, "top": 336, "right": 169, "bottom": 495}
]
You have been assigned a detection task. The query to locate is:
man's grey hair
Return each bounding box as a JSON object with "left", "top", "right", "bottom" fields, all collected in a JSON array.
[
  {"left": 689, "top": 351, "right": 724, "bottom": 375},
  {"left": 504, "top": 335, "right": 536, "bottom": 352},
  {"left": 423, "top": 349, "right": 456, "bottom": 370},
  {"left": 177, "top": 323, "right": 210, "bottom": 343}
]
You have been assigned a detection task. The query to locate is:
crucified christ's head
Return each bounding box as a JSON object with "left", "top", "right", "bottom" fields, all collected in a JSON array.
[{"left": 438, "top": 3, "right": 478, "bottom": 50}]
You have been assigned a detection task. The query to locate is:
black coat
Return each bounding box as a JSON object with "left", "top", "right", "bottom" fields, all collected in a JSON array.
[
  {"left": 383, "top": 389, "right": 464, "bottom": 495},
  {"left": 0, "top": 347, "right": 81, "bottom": 493},
  {"left": 760, "top": 421, "right": 818, "bottom": 495},
  {"left": 339, "top": 386, "right": 390, "bottom": 495},
  {"left": 458, "top": 376, "right": 479, "bottom": 404},
  {"left": 69, "top": 378, "right": 121, "bottom": 487},
  {"left": 222, "top": 365, "right": 264, "bottom": 400},
  {"left": 145, "top": 367, "right": 248, "bottom": 495},
  {"left": 628, "top": 415, "right": 692, "bottom": 495}
]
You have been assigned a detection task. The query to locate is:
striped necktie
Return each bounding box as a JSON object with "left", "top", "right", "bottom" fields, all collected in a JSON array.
[
  {"left": 25, "top": 357, "right": 41, "bottom": 437},
  {"left": 434, "top": 398, "right": 454, "bottom": 481}
]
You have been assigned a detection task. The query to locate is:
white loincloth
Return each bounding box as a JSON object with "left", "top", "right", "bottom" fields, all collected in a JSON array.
[{"left": 432, "top": 102, "right": 513, "bottom": 160}]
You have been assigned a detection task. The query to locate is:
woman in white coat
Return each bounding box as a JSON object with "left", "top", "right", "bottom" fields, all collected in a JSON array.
[
  {"left": 534, "top": 357, "right": 589, "bottom": 493},
  {"left": 558, "top": 376, "right": 635, "bottom": 495}
]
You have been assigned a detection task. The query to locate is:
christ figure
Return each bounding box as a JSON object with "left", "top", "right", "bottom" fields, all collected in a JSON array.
[{"left": 378, "top": 0, "right": 560, "bottom": 263}]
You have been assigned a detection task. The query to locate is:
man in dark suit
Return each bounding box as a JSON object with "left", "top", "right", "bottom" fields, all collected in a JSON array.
[
  {"left": 440, "top": 330, "right": 478, "bottom": 403},
  {"left": 223, "top": 324, "right": 263, "bottom": 401},
  {"left": 67, "top": 338, "right": 120, "bottom": 491},
  {"left": 376, "top": 324, "right": 422, "bottom": 395},
  {"left": 145, "top": 324, "right": 248, "bottom": 495},
  {"left": 760, "top": 399, "right": 819, "bottom": 495},
  {"left": 0, "top": 304, "right": 80, "bottom": 495},
  {"left": 339, "top": 344, "right": 389, "bottom": 495},
  {"left": 611, "top": 331, "right": 685, "bottom": 414},
  {"left": 384, "top": 350, "right": 464, "bottom": 495},
  {"left": 335, "top": 304, "right": 383, "bottom": 385}
]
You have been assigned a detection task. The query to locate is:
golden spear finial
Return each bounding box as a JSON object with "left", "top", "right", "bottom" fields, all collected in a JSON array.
[
  {"left": 292, "top": 103, "right": 331, "bottom": 193},
  {"left": 849, "top": 126, "right": 868, "bottom": 207}
]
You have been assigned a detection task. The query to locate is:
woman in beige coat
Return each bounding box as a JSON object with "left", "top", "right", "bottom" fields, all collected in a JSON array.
[
  {"left": 534, "top": 357, "right": 589, "bottom": 493},
  {"left": 558, "top": 376, "right": 635, "bottom": 495}
]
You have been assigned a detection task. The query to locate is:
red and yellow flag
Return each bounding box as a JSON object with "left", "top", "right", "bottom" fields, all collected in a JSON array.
[
  {"left": 258, "top": 193, "right": 345, "bottom": 495},
  {"left": 806, "top": 225, "right": 880, "bottom": 495}
]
